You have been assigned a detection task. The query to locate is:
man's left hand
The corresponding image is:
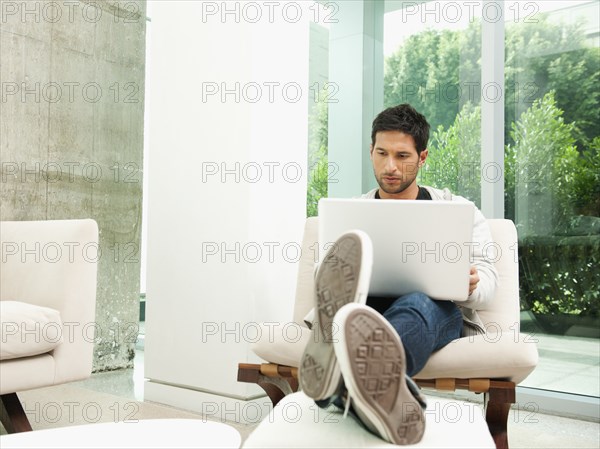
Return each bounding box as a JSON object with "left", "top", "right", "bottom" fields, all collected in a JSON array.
[{"left": 468, "top": 266, "right": 480, "bottom": 296}]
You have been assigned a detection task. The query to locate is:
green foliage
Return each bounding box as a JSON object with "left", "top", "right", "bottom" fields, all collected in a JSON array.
[
  {"left": 384, "top": 28, "right": 477, "bottom": 131},
  {"left": 385, "top": 16, "right": 599, "bottom": 151},
  {"left": 546, "top": 49, "right": 600, "bottom": 150},
  {"left": 569, "top": 137, "right": 600, "bottom": 217},
  {"left": 420, "top": 102, "right": 481, "bottom": 206},
  {"left": 519, "top": 236, "right": 600, "bottom": 318},
  {"left": 504, "top": 91, "right": 599, "bottom": 318},
  {"left": 506, "top": 91, "right": 578, "bottom": 231},
  {"left": 306, "top": 144, "right": 328, "bottom": 218},
  {"left": 505, "top": 19, "right": 600, "bottom": 151},
  {"left": 306, "top": 92, "right": 329, "bottom": 217}
]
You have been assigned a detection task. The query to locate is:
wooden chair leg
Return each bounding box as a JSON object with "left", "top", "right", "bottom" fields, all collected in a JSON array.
[
  {"left": 256, "top": 380, "right": 288, "bottom": 406},
  {"left": 0, "top": 393, "right": 33, "bottom": 433},
  {"left": 238, "top": 364, "right": 299, "bottom": 406},
  {"left": 258, "top": 375, "right": 299, "bottom": 406},
  {"left": 485, "top": 385, "right": 515, "bottom": 449}
]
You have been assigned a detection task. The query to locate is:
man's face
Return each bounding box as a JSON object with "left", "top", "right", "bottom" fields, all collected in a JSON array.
[{"left": 370, "top": 131, "right": 428, "bottom": 198}]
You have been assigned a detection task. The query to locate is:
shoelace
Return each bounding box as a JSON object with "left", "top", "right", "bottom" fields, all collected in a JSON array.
[
  {"left": 405, "top": 376, "right": 428, "bottom": 409},
  {"left": 343, "top": 394, "right": 353, "bottom": 419}
]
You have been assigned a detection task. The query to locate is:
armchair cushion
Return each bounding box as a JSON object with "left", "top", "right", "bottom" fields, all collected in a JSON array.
[
  {"left": 414, "top": 332, "right": 538, "bottom": 384},
  {"left": 0, "top": 301, "right": 63, "bottom": 360},
  {"left": 251, "top": 326, "right": 538, "bottom": 384},
  {"left": 251, "top": 323, "right": 310, "bottom": 368}
]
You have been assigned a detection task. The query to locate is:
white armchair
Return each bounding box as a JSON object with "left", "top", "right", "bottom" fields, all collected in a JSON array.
[
  {"left": 0, "top": 219, "right": 98, "bottom": 433},
  {"left": 238, "top": 217, "right": 538, "bottom": 449}
]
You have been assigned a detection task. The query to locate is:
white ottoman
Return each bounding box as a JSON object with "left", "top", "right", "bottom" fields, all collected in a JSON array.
[
  {"left": 243, "top": 392, "right": 494, "bottom": 448},
  {"left": 0, "top": 419, "right": 241, "bottom": 448}
]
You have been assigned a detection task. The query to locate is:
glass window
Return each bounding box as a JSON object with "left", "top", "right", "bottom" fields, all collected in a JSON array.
[
  {"left": 384, "top": 1, "right": 483, "bottom": 207},
  {"left": 384, "top": 0, "right": 600, "bottom": 398},
  {"left": 503, "top": 0, "right": 599, "bottom": 397}
]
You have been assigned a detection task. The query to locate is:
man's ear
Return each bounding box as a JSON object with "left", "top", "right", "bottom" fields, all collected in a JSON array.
[
  {"left": 370, "top": 144, "right": 374, "bottom": 160},
  {"left": 419, "top": 149, "right": 428, "bottom": 166}
]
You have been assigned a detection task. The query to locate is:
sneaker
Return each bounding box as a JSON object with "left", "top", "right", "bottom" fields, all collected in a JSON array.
[
  {"left": 299, "top": 230, "right": 373, "bottom": 401},
  {"left": 333, "top": 303, "right": 426, "bottom": 445}
]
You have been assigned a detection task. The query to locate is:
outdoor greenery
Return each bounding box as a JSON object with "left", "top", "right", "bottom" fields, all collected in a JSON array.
[
  {"left": 519, "top": 234, "right": 599, "bottom": 321},
  {"left": 506, "top": 91, "right": 580, "bottom": 232},
  {"left": 384, "top": 17, "right": 600, "bottom": 152},
  {"left": 306, "top": 91, "right": 329, "bottom": 217},
  {"left": 305, "top": 12, "right": 599, "bottom": 322},
  {"left": 420, "top": 102, "right": 481, "bottom": 206},
  {"left": 505, "top": 92, "right": 599, "bottom": 319}
]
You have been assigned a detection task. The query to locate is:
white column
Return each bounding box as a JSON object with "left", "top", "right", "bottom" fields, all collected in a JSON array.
[
  {"left": 328, "top": 0, "right": 384, "bottom": 198},
  {"left": 481, "top": 0, "right": 505, "bottom": 219},
  {"left": 144, "top": 0, "right": 309, "bottom": 422}
]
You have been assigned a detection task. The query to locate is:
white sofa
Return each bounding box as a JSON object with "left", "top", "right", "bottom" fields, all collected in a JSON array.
[{"left": 0, "top": 219, "right": 98, "bottom": 433}]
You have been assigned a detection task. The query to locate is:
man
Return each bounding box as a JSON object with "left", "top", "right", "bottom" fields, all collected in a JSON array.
[{"left": 299, "top": 104, "right": 498, "bottom": 445}]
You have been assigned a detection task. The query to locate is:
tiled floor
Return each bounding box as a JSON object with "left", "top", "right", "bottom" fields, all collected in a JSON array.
[{"left": 520, "top": 333, "right": 600, "bottom": 397}]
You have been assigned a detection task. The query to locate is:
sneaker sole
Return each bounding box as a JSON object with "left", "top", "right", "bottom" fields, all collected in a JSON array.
[
  {"left": 299, "top": 231, "right": 372, "bottom": 400},
  {"left": 334, "top": 304, "right": 425, "bottom": 445}
]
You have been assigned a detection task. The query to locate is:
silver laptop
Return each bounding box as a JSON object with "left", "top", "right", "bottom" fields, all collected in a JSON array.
[{"left": 318, "top": 198, "right": 475, "bottom": 302}]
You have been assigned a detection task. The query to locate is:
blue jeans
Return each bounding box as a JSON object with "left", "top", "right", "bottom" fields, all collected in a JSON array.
[
  {"left": 315, "top": 292, "right": 463, "bottom": 410},
  {"left": 367, "top": 292, "right": 463, "bottom": 376}
]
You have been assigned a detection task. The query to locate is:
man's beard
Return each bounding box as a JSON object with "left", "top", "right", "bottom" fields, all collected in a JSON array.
[{"left": 375, "top": 171, "right": 418, "bottom": 195}]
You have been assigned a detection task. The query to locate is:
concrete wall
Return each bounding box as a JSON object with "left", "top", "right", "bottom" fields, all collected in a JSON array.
[{"left": 0, "top": 0, "right": 146, "bottom": 371}]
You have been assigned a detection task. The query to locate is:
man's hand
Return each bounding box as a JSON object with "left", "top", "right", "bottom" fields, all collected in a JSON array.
[{"left": 468, "top": 266, "right": 480, "bottom": 296}]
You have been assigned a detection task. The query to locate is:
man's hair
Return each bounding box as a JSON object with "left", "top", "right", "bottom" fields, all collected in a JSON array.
[{"left": 371, "top": 104, "right": 430, "bottom": 154}]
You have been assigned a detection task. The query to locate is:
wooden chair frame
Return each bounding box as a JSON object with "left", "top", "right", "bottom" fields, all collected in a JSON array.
[
  {"left": 238, "top": 362, "right": 515, "bottom": 449},
  {"left": 0, "top": 393, "right": 33, "bottom": 433}
]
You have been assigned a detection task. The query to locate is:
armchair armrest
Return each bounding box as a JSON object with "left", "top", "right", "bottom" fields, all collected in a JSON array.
[{"left": 0, "top": 219, "right": 99, "bottom": 385}]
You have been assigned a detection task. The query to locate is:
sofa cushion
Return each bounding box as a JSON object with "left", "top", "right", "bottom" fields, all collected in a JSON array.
[
  {"left": 0, "top": 353, "right": 56, "bottom": 394},
  {"left": 0, "top": 301, "right": 64, "bottom": 360}
]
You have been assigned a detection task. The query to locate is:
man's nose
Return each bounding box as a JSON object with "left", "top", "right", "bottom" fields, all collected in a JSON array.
[{"left": 385, "top": 157, "right": 397, "bottom": 172}]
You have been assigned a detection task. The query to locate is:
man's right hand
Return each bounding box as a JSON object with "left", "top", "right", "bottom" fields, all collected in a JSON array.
[{"left": 468, "top": 266, "right": 480, "bottom": 296}]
